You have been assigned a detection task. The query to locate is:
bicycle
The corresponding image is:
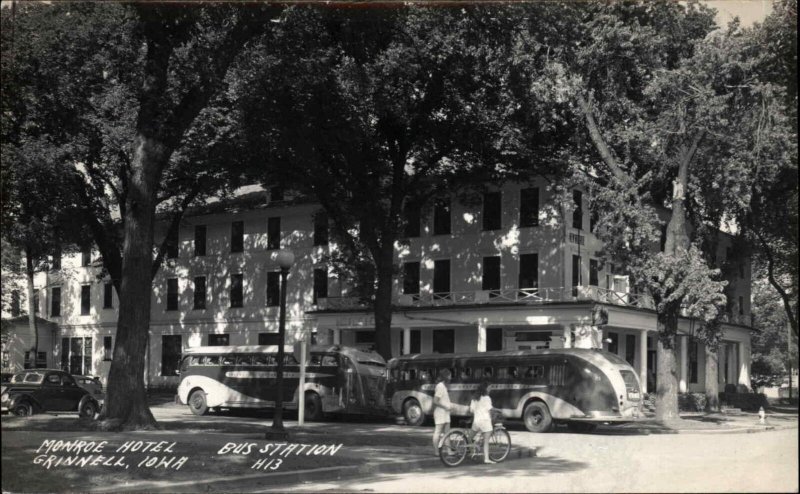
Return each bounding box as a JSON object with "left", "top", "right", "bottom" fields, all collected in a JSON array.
[{"left": 438, "top": 414, "right": 511, "bottom": 467}]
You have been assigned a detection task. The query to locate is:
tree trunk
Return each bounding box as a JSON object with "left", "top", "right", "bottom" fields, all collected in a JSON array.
[
  {"left": 24, "top": 247, "right": 39, "bottom": 369},
  {"left": 655, "top": 320, "right": 680, "bottom": 421},
  {"left": 373, "top": 245, "right": 395, "bottom": 360},
  {"left": 704, "top": 345, "right": 720, "bottom": 412},
  {"left": 101, "top": 135, "right": 166, "bottom": 430}
]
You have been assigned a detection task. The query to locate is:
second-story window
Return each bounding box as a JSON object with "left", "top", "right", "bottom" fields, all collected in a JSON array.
[
  {"left": 81, "top": 246, "right": 91, "bottom": 267},
  {"left": 80, "top": 285, "right": 91, "bottom": 315},
  {"left": 572, "top": 255, "right": 581, "bottom": 297},
  {"left": 313, "top": 212, "right": 328, "bottom": 246},
  {"left": 166, "top": 228, "right": 179, "bottom": 259},
  {"left": 231, "top": 221, "right": 244, "bottom": 253},
  {"left": 520, "top": 188, "right": 539, "bottom": 227},
  {"left": 51, "top": 287, "right": 61, "bottom": 317},
  {"left": 266, "top": 272, "right": 280, "bottom": 307},
  {"left": 103, "top": 282, "right": 113, "bottom": 309},
  {"left": 51, "top": 247, "right": 61, "bottom": 271},
  {"left": 267, "top": 217, "right": 281, "bottom": 250},
  {"left": 590, "top": 259, "right": 599, "bottom": 287},
  {"left": 194, "top": 225, "right": 206, "bottom": 257},
  {"left": 483, "top": 192, "right": 502, "bottom": 231},
  {"left": 166, "top": 278, "right": 179, "bottom": 311},
  {"left": 208, "top": 334, "right": 229, "bottom": 346},
  {"left": 403, "top": 262, "right": 420, "bottom": 295},
  {"left": 482, "top": 256, "right": 501, "bottom": 291},
  {"left": 103, "top": 336, "right": 113, "bottom": 361},
  {"left": 433, "top": 199, "right": 451, "bottom": 235},
  {"left": 433, "top": 259, "right": 450, "bottom": 294},
  {"left": 572, "top": 190, "right": 583, "bottom": 230},
  {"left": 519, "top": 253, "right": 538, "bottom": 290},
  {"left": 194, "top": 276, "right": 206, "bottom": 310},
  {"left": 230, "top": 273, "right": 243, "bottom": 308},
  {"left": 404, "top": 203, "right": 421, "bottom": 238},
  {"left": 313, "top": 268, "right": 328, "bottom": 304}
]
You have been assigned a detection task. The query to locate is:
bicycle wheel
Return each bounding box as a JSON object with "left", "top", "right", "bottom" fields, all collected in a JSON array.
[
  {"left": 439, "top": 430, "right": 469, "bottom": 467},
  {"left": 488, "top": 428, "right": 511, "bottom": 462}
]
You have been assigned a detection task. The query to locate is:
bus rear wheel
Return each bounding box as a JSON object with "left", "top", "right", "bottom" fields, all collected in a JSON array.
[
  {"left": 304, "top": 392, "right": 324, "bottom": 421},
  {"left": 403, "top": 398, "right": 425, "bottom": 426},
  {"left": 523, "top": 401, "right": 553, "bottom": 433},
  {"left": 188, "top": 389, "right": 209, "bottom": 416}
]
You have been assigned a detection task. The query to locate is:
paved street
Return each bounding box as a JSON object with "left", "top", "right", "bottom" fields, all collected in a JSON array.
[{"left": 2, "top": 400, "right": 797, "bottom": 493}]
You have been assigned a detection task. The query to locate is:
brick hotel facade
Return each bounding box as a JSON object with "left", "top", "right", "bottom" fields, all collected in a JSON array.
[{"left": 2, "top": 181, "right": 754, "bottom": 394}]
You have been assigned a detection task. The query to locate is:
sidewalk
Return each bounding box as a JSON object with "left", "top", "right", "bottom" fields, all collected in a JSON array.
[{"left": 2, "top": 403, "right": 796, "bottom": 493}]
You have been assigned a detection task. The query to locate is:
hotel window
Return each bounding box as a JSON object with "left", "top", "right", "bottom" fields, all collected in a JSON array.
[
  {"left": 572, "top": 190, "right": 583, "bottom": 230},
  {"left": 487, "top": 327, "right": 503, "bottom": 351},
  {"left": 208, "top": 334, "right": 229, "bottom": 346},
  {"left": 24, "top": 351, "right": 47, "bottom": 369},
  {"left": 194, "top": 225, "right": 206, "bottom": 257},
  {"left": 230, "top": 274, "right": 243, "bottom": 308},
  {"left": 432, "top": 329, "right": 455, "bottom": 354},
  {"left": 404, "top": 203, "right": 421, "bottom": 238},
  {"left": 259, "top": 333, "right": 281, "bottom": 345},
  {"left": 50, "top": 287, "right": 61, "bottom": 317},
  {"left": 313, "top": 212, "right": 329, "bottom": 246},
  {"left": 403, "top": 262, "right": 420, "bottom": 295},
  {"left": 433, "top": 199, "right": 451, "bottom": 235},
  {"left": 400, "top": 329, "right": 422, "bottom": 354},
  {"left": 519, "top": 254, "right": 538, "bottom": 290},
  {"left": 313, "top": 268, "right": 328, "bottom": 304},
  {"left": 590, "top": 259, "right": 599, "bottom": 287},
  {"left": 193, "top": 276, "right": 206, "bottom": 310},
  {"left": 81, "top": 246, "right": 91, "bottom": 267},
  {"left": 62, "top": 337, "right": 92, "bottom": 375},
  {"left": 433, "top": 259, "right": 450, "bottom": 293},
  {"left": 166, "top": 278, "right": 179, "bottom": 311},
  {"left": 103, "top": 336, "right": 113, "bottom": 361},
  {"left": 231, "top": 221, "right": 244, "bottom": 253},
  {"left": 267, "top": 217, "right": 281, "bottom": 250},
  {"left": 80, "top": 285, "right": 91, "bottom": 315},
  {"left": 266, "top": 272, "right": 280, "bottom": 307},
  {"left": 103, "top": 282, "right": 113, "bottom": 309},
  {"left": 482, "top": 256, "right": 501, "bottom": 291},
  {"left": 51, "top": 247, "right": 61, "bottom": 271},
  {"left": 519, "top": 188, "right": 539, "bottom": 227},
  {"left": 483, "top": 192, "right": 502, "bottom": 231},
  {"left": 572, "top": 255, "right": 581, "bottom": 297},
  {"left": 161, "top": 335, "right": 182, "bottom": 376},
  {"left": 166, "top": 228, "right": 179, "bottom": 259}
]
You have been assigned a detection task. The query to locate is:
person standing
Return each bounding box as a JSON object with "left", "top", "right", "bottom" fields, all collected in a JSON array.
[
  {"left": 470, "top": 381, "right": 494, "bottom": 464},
  {"left": 432, "top": 369, "right": 452, "bottom": 456}
]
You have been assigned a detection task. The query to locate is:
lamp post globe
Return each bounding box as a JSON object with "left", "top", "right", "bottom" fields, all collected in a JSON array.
[{"left": 273, "top": 249, "right": 295, "bottom": 270}]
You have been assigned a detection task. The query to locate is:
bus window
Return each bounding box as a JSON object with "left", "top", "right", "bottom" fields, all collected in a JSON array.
[
  {"left": 508, "top": 367, "right": 519, "bottom": 379},
  {"left": 252, "top": 355, "right": 272, "bottom": 366},
  {"left": 284, "top": 355, "right": 298, "bottom": 365},
  {"left": 459, "top": 368, "right": 471, "bottom": 380},
  {"left": 201, "top": 356, "right": 220, "bottom": 366},
  {"left": 321, "top": 356, "right": 337, "bottom": 366},
  {"left": 221, "top": 355, "right": 235, "bottom": 366},
  {"left": 309, "top": 354, "right": 322, "bottom": 366},
  {"left": 189, "top": 356, "right": 201, "bottom": 366},
  {"left": 524, "top": 365, "right": 544, "bottom": 379},
  {"left": 472, "top": 367, "right": 483, "bottom": 379},
  {"left": 496, "top": 367, "right": 508, "bottom": 379},
  {"left": 483, "top": 367, "right": 493, "bottom": 378},
  {"left": 406, "top": 369, "right": 416, "bottom": 380},
  {"left": 236, "top": 355, "right": 254, "bottom": 366}
]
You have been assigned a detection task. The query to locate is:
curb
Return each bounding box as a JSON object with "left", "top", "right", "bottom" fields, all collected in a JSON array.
[{"left": 604, "top": 423, "right": 797, "bottom": 435}]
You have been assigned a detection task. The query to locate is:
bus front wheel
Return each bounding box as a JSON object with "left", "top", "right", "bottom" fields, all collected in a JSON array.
[
  {"left": 403, "top": 398, "right": 425, "bottom": 426},
  {"left": 188, "top": 389, "right": 209, "bottom": 416},
  {"left": 304, "top": 392, "right": 324, "bottom": 421},
  {"left": 523, "top": 401, "right": 552, "bottom": 433}
]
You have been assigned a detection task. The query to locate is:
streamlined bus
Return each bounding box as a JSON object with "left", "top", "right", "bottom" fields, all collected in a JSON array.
[
  {"left": 385, "top": 348, "right": 642, "bottom": 432},
  {"left": 176, "top": 345, "right": 387, "bottom": 419}
]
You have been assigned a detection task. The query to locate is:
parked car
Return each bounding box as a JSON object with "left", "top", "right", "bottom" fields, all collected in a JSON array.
[
  {"left": 73, "top": 375, "right": 104, "bottom": 404},
  {"left": 0, "top": 369, "right": 100, "bottom": 418}
]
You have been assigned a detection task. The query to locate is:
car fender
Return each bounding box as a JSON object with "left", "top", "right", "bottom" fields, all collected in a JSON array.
[{"left": 9, "top": 392, "right": 42, "bottom": 412}]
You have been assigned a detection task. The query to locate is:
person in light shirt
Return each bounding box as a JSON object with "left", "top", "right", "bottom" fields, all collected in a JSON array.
[
  {"left": 432, "top": 369, "right": 453, "bottom": 456},
  {"left": 470, "top": 381, "right": 495, "bottom": 464}
]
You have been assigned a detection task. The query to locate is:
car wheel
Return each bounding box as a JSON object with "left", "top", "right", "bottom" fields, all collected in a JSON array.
[
  {"left": 80, "top": 400, "right": 98, "bottom": 419},
  {"left": 523, "top": 401, "right": 553, "bottom": 433},
  {"left": 304, "top": 392, "right": 324, "bottom": 421},
  {"left": 188, "top": 389, "right": 209, "bottom": 416},
  {"left": 13, "top": 403, "right": 32, "bottom": 417},
  {"left": 403, "top": 398, "right": 425, "bottom": 426}
]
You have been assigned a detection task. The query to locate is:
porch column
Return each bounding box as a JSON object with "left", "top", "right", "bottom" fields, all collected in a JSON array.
[
  {"left": 477, "top": 321, "right": 487, "bottom": 352},
  {"left": 333, "top": 329, "right": 341, "bottom": 345},
  {"left": 679, "top": 335, "right": 688, "bottom": 393},
  {"left": 402, "top": 328, "right": 411, "bottom": 355},
  {"left": 739, "top": 342, "right": 751, "bottom": 389},
  {"left": 639, "top": 329, "right": 648, "bottom": 394},
  {"left": 563, "top": 325, "right": 572, "bottom": 349}
]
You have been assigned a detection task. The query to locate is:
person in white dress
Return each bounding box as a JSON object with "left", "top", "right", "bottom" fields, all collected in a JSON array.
[
  {"left": 469, "top": 381, "right": 494, "bottom": 464},
  {"left": 432, "top": 369, "right": 452, "bottom": 456}
]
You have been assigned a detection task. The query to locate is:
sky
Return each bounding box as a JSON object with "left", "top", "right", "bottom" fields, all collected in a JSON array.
[{"left": 703, "top": 0, "right": 773, "bottom": 26}]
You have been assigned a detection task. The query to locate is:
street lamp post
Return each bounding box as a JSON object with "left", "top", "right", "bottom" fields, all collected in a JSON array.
[{"left": 269, "top": 249, "right": 294, "bottom": 435}]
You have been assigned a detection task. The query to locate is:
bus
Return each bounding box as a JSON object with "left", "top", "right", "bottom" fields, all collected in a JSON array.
[
  {"left": 385, "top": 348, "right": 643, "bottom": 433},
  {"left": 176, "top": 345, "right": 387, "bottom": 419}
]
